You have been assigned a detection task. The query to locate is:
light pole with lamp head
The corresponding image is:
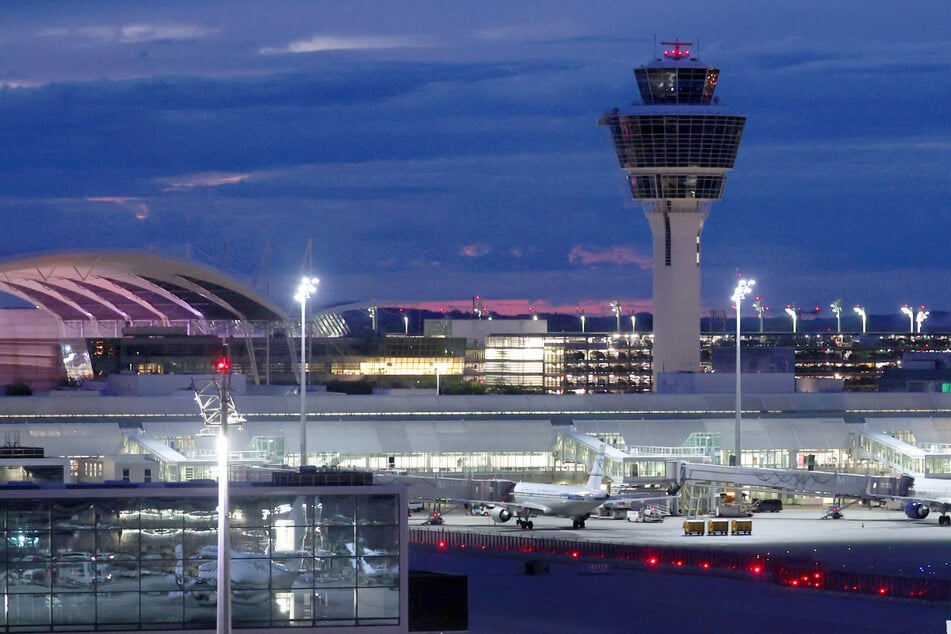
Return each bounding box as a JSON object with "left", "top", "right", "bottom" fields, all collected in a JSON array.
[
  {"left": 830, "top": 299, "right": 843, "bottom": 333},
  {"left": 752, "top": 297, "right": 765, "bottom": 333},
  {"left": 785, "top": 305, "right": 798, "bottom": 334},
  {"left": 916, "top": 306, "right": 929, "bottom": 333},
  {"left": 295, "top": 276, "right": 318, "bottom": 467},
  {"left": 214, "top": 355, "right": 233, "bottom": 634},
  {"left": 610, "top": 300, "right": 621, "bottom": 333},
  {"left": 732, "top": 277, "right": 755, "bottom": 468},
  {"left": 853, "top": 305, "right": 867, "bottom": 334},
  {"left": 900, "top": 305, "right": 914, "bottom": 334}
]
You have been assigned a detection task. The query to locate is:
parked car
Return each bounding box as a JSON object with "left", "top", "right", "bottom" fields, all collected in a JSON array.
[{"left": 750, "top": 498, "right": 783, "bottom": 513}]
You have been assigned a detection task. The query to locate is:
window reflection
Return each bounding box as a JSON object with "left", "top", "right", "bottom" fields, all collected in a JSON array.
[{"left": 0, "top": 490, "right": 400, "bottom": 629}]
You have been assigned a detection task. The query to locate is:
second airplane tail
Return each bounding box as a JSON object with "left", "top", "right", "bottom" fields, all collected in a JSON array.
[{"left": 585, "top": 447, "right": 607, "bottom": 490}]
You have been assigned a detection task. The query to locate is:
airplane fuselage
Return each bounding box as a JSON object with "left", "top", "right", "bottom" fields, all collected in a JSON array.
[{"left": 512, "top": 482, "right": 609, "bottom": 518}]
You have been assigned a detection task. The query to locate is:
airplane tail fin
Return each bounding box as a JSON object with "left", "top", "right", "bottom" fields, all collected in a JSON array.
[{"left": 585, "top": 447, "right": 607, "bottom": 490}]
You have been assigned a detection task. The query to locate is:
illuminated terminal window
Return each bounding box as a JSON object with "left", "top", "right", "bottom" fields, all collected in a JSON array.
[{"left": 0, "top": 481, "right": 404, "bottom": 631}]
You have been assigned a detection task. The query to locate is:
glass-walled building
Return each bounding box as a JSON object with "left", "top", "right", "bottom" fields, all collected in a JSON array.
[
  {"left": 483, "top": 333, "right": 653, "bottom": 393},
  {"left": 0, "top": 479, "right": 406, "bottom": 632}
]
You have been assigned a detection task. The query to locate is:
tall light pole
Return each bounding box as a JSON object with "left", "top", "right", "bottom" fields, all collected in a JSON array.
[
  {"left": 295, "top": 276, "right": 318, "bottom": 467},
  {"left": 900, "top": 305, "right": 914, "bottom": 334},
  {"left": 214, "top": 355, "right": 233, "bottom": 634},
  {"left": 630, "top": 314, "right": 636, "bottom": 333},
  {"left": 610, "top": 300, "right": 621, "bottom": 333},
  {"left": 752, "top": 297, "right": 765, "bottom": 333},
  {"left": 853, "top": 305, "right": 867, "bottom": 334},
  {"left": 580, "top": 314, "right": 586, "bottom": 333},
  {"left": 368, "top": 306, "right": 377, "bottom": 332},
  {"left": 403, "top": 313, "right": 409, "bottom": 334},
  {"left": 830, "top": 299, "right": 843, "bottom": 334},
  {"left": 785, "top": 305, "right": 798, "bottom": 334},
  {"left": 731, "top": 277, "right": 755, "bottom": 469},
  {"left": 916, "top": 306, "right": 929, "bottom": 333}
]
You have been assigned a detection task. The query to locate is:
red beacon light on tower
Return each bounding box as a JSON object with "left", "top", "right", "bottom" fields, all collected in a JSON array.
[
  {"left": 662, "top": 40, "right": 693, "bottom": 60},
  {"left": 215, "top": 357, "right": 231, "bottom": 373}
]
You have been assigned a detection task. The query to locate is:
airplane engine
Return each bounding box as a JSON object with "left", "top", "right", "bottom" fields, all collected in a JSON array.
[
  {"left": 490, "top": 507, "right": 512, "bottom": 523},
  {"left": 905, "top": 501, "right": 930, "bottom": 520}
]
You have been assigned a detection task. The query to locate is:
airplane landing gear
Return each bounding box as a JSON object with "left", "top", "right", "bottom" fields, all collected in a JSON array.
[
  {"left": 516, "top": 519, "right": 534, "bottom": 530},
  {"left": 939, "top": 515, "right": 950, "bottom": 526},
  {"left": 571, "top": 519, "right": 586, "bottom": 529}
]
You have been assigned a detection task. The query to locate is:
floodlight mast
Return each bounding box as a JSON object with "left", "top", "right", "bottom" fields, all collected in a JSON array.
[
  {"left": 853, "top": 305, "right": 867, "bottom": 334},
  {"left": 785, "top": 306, "right": 798, "bottom": 333},
  {"left": 830, "top": 299, "right": 843, "bottom": 333},
  {"left": 752, "top": 298, "right": 765, "bottom": 333},
  {"left": 916, "top": 306, "right": 929, "bottom": 333},
  {"left": 731, "top": 277, "right": 755, "bottom": 469},
  {"left": 900, "top": 305, "right": 914, "bottom": 334},
  {"left": 295, "top": 277, "right": 318, "bottom": 467},
  {"left": 214, "top": 355, "right": 232, "bottom": 634}
]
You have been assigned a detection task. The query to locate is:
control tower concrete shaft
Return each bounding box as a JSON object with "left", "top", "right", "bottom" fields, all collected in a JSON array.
[{"left": 600, "top": 42, "right": 745, "bottom": 379}]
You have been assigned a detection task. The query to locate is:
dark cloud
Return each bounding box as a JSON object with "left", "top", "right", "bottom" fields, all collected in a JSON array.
[{"left": 0, "top": 2, "right": 947, "bottom": 314}]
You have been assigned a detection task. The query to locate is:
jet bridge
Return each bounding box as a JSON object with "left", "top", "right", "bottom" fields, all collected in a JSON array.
[{"left": 666, "top": 461, "right": 902, "bottom": 500}]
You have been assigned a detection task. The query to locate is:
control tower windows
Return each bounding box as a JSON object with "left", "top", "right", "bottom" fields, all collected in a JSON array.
[
  {"left": 601, "top": 114, "right": 745, "bottom": 169},
  {"left": 629, "top": 175, "right": 725, "bottom": 200},
  {"left": 634, "top": 68, "right": 720, "bottom": 105}
]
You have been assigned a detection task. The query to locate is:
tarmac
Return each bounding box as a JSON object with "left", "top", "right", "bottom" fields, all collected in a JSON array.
[
  {"left": 413, "top": 504, "right": 951, "bottom": 579},
  {"left": 409, "top": 505, "right": 951, "bottom": 633}
]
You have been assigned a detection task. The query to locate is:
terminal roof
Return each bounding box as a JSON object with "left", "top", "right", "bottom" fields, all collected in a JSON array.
[{"left": 0, "top": 251, "right": 285, "bottom": 324}]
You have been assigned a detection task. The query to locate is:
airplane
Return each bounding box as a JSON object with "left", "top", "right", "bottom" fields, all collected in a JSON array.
[
  {"left": 175, "top": 544, "right": 298, "bottom": 590},
  {"left": 466, "top": 449, "right": 610, "bottom": 530},
  {"left": 874, "top": 474, "right": 951, "bottom": 526}
]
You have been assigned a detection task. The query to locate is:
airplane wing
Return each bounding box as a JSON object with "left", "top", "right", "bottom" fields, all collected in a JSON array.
[{"left": 494, "top": 500, "right": 551, "bottom": 515}]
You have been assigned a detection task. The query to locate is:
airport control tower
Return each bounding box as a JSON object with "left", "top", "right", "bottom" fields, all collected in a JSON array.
[{"left": 600, "top": 41, "right": 746, "bottom": 381}]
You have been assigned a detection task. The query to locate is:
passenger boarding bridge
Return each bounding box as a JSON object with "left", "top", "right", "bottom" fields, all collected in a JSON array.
[
  {"left": 665, "top": 460, "right": 915, "bottom": 517},
  {"left": 849, "top": 425, "right": 951, "bottom": 476}
]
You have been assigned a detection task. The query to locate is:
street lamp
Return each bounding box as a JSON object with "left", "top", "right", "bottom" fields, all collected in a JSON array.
[
  {"left": 916, "top": 306, "right": 929, "bottom": 333},
  {"left": 213, "top": 355, "right": 233, "bottom": 634},
  {"left": 630, "top": 314, "right": 636, "bottom": 333},
  {"left": 785, "top": 305, "right": 798, "bottom": 334},
  {"left": 403, "top": 313, "right": 409, "bottom": 334},
  {"left": 367, "top": 306, "right": 377, "bottom": 332},
  {"left": 752, "top": 297, "right": 765, "bottom": 333},
  {"left": 295, "top": 276, "right": 318, "bottom": 467},
  {"left": 900, "top": 305, "right": 914, "bottom": 334},
  {"left": 830, "top": 299, "right": 843, "bottom": 334},
  {"left": 610, "top": 300, "right": 621, "bottom": 333},
  {"left": 731, "top": 277, "right": 755, "bottom": 469},
  {"left": 853, "top": 305, "right": 867, "bottom": 334}
]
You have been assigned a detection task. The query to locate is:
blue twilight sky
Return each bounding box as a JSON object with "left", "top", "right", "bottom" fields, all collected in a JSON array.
[{"left": 0, "top": 1, "right": 948, "bottom": 318}]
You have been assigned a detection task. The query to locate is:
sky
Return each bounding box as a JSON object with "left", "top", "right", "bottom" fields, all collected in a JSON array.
[{"left": 0, "top": 1, "right": 948, "bottom": 319}]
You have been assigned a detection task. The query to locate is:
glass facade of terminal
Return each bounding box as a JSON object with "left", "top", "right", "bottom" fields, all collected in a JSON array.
[{"left": 0, "top": 483, "right": 403, "bottom": 631}]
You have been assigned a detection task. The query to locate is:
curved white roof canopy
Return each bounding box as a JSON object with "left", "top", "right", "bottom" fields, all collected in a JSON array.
[{"left": 0, "top": 252, "right": 286, "bottom": 325}]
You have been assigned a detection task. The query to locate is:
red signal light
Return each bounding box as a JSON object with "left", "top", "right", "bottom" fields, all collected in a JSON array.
[{"left": 215, "top": 358, "right": 231, "bottom": 373}]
